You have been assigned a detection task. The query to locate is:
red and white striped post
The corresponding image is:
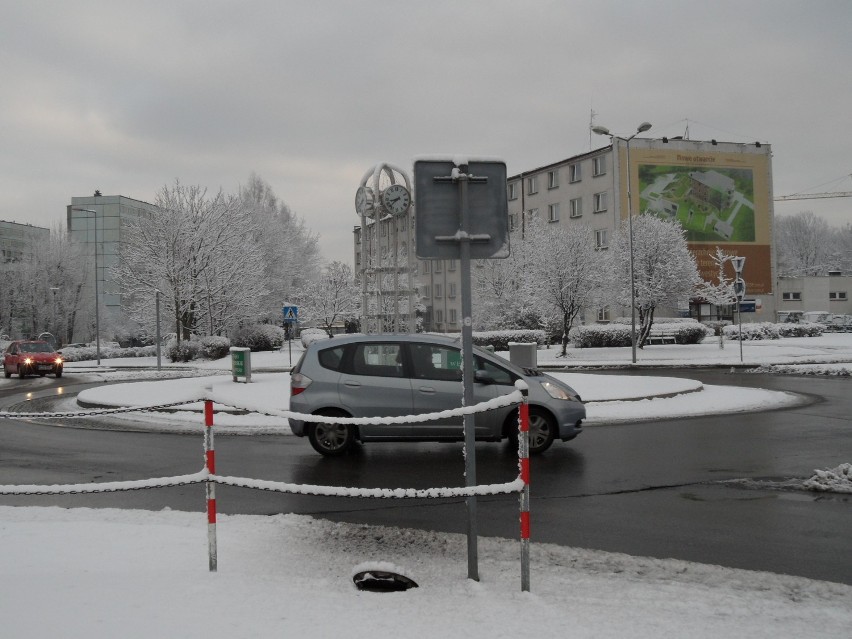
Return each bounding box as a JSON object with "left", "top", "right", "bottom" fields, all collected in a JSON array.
[
  {"left": 204, "top": 397, "right": 218, "bottom": 572},
  {"left": 517, "top": 382, "right": 531, "bottom": 592}
]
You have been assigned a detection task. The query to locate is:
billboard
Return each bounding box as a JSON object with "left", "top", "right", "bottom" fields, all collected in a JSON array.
[{"left": 617, "top": 140, "right": 773, "bottom": 294}]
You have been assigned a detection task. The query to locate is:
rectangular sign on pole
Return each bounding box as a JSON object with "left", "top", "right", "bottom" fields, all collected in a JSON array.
[
  {"left": 414, "top": 158, "right": 509, "bottom": 260},
  {"left": 282, "top": 306, "right": 298, "bottom": 323}
]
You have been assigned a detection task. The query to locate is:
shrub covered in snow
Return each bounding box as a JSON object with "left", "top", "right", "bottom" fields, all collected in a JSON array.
[
  {"left": 570, "top": 322, "right": 709, "bottom": 348},
  {"left": 198, "top": 335, "right": 231, "bottom": 360},
  {"left": 231, "top": 324, "right": 287, "bottom": 351},
  {"left": 723, "top": 322, "right": 780, "bottom": 340},
  {"left": 58, "top": 344, "right": 158, "bottom": 362},
  {"left": 300, "top": 328, "right": 330, "bottom": 348},
  {"left": 472, "top": 329, "right": 547, "bottom": 351},
  {"left": 776, "top": 321, "right": 824, "bottom": 338},
  {"left": 570, "top": 324, "right": 632, "bottom": 348},
  {"left": 165, "top": 339, "right": 202, "bottom": 363}
]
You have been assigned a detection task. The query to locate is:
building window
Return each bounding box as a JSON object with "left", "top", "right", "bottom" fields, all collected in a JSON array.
[
  {"left": 435, "top": 309, "right": 443, "bottom": 324},
  {"left": 548, "top": 203, "right": 560, "bottom": 223},
  {"left": 435, "top": 260, "right": 442, "bottom": 273},
  {"left": 569, "top": 163, "right": 581, "bottom": 183},
  {"left": 449, "top": 283, "right": 457, "bottom": 298},
  {"left": 829, "top": 291, "right": 847, "bottom": 300},
  {"left": 782, "top": 292, "right": 801, "bottom": 301},
  {"left": 597, "top": 306, "right": 611, "bottom": 322},
  {"left": 594, "top": 192, "right": 607, "bottom": 213},
  {"left": 434, "top": 283, "right": 442, "bottom": 298},
  {"left": 508, "top": 182, "right": 518, "bottom": 200},
  {"left": 448, "top": 259, "right": 456, "bottom": 271},
  {"left": 593, "top": 156, "right": 606, "bottom": 176},
  {"left": 449, "top": 308, "right": 457, "bottom": 324},
  {"left": 423, "top": 261, "right": 430, "bottom": 274},
  {"left": 422, "top": 285, "right": 430, "bottom": 298},
  {"left": 509, "top": 214, "right": 517, "bottom": 231},
  {"left": 548, "top": 170, "right": 559, "bottom": 189},
  {"left": 527, "top": 176, "right": 538, "bottom": 195},
  {"left": 570, "top": 198, "right": 582, "bottom": 218},
  {"left": 595, "top": 229, "right": 608, "bottom": 249}
]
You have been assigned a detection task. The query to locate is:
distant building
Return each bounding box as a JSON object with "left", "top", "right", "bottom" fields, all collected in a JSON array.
[
  {"left": 0, "top": 220, "right": 49, "bottom": 262},
  {"left": 67, "top": 194, "right": 158, "bottom": 315}
]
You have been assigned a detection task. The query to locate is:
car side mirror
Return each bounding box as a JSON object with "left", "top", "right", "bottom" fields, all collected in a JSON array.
[{"left": 474, "top": 370, "right": 495, "bottom": 385}]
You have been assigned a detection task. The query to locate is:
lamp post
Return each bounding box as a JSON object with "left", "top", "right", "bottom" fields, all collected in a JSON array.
[
  {"left": 592, "top": 121, "right": 652, "bottom": 364},
  {"left": 71, "top": 207, "right": 101, "bottom": 365},
  {"left": 49, "top": 287, "right": 59, "bottom": 346}
]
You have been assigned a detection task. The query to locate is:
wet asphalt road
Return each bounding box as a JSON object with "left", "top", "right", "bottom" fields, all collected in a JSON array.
[{"left": 0, "top": 369, "right": 850, "bottom": 584}]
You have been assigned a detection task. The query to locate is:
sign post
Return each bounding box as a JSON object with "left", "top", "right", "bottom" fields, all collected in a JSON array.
[
  {"left": 414, "top": 158, "right": 509, "bottom": 582},
  {"left": 282, "top": 305, "right": 298, "bottom": 367},
  {"left": 230, "top": 347, "right": 251, "bottom": 383},
  {"left": 732, "top": 258, "right": 746, "bottom": 364}
]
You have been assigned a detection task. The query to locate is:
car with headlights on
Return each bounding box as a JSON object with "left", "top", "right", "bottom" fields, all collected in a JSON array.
[
  {"left": 288, "top": 333, "right": 584, "bottom": 456},
  {"left": 3, "top": 340, "right": 64, "bottom": 378}
]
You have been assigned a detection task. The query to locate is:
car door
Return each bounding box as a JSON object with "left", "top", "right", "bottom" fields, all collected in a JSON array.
[
  {"left": 337, "top": 341, "right": 414, "bottom": 440},
  {"left": 4, "top": 344, "right": 18, "bottom": 373},
  {"left": 408, "top": 342, "right": 496, "bottom": 439}
]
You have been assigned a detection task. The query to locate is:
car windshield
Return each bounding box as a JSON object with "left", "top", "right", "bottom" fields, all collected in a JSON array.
[{"left": 19, "top": 342, "right": 54, "bottom": 353}]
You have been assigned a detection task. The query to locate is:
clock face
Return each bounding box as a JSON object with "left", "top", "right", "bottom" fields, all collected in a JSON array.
[
  {"left": 355, "top": 186, "right": 374, "bottom": 216},
  {"left": 382, "top": 184, "right": 411, "bottom": 215}
]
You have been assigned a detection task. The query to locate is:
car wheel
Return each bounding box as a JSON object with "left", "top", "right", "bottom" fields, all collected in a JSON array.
[
  {"left": 3, "top": 368, "right": 10, "bottom": 378},
  {"left": 55, "top": 370, "right": 62, "bottom": 378},
  {"left": 17, "top": 366, "right": 26, "bottom": 379},
  {"left": 308, "top": 409, "right": 355, "bottom": 456},
  {"left": 527, "top": 408, "right": 556, "bottom": 454}
]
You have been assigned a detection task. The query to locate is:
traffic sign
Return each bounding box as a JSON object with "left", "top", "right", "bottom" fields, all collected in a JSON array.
[
  {"left": 734, "top": 278, "right": 746, "bottom": 302},
  {"left": 282, "top": 305, "right": 298, "bottom": 323}
]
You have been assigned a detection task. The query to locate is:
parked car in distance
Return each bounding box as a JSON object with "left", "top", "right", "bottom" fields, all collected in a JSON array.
[
  {"left": 3, "top": 340, "right": 64, "bottom": 378},
  {"left": 289, "top": 333, "right": 585, "bottom": 456}
]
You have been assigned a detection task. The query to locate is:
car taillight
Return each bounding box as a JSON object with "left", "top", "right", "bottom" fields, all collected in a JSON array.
[{"left": 290, "top": 373, "right": 312, "bottom": 396}]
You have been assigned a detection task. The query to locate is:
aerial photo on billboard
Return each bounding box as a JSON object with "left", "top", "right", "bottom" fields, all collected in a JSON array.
[{"left": 638, "top": 165, "right": 755, "bottom": 242}]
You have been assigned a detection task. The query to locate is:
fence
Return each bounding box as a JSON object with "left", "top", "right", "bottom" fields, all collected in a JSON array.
[{"left": 0, "top": 382, "right": 533, "bottom": 591}]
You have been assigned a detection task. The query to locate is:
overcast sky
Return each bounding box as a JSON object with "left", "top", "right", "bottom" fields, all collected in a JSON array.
[{"left": 2, "top": 0, "right": 850, "bottom": 261}]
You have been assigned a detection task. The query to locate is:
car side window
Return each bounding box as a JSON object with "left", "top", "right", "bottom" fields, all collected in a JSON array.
[
  {"left": 350, "top": 343, "right": 404, "bottom": 378},
  {"left": 410, "top": 343, "right": 463, "bottom": 382},
  {"left": 317, "top": 346, "right": 345, "bottom": 372},
  {"left": 475, "top": 356, "right": 515, "bottom": 385}
]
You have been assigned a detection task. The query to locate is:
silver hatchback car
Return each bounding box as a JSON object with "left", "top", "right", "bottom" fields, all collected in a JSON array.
[{"left": 289, "top": 334, "right": 584, "bottom": 456}]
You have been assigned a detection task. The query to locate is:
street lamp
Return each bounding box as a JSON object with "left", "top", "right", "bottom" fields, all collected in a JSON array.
[
  {"left": 49, "top": 287, "right": 59, "bottom": 346},
  {"left": 71, "top": 207, "right": 101, "bottom": 365},
  {"left": 592, "top": 121, "right": 652, "bottom": 364}
]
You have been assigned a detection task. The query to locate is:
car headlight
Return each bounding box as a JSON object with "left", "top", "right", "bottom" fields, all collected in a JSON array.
[
  {"left": 541, "top": 381, "right": 581, "bottom": 402},
  {"left": 24, "top": 357, "right": 33, "bottom": 365},
  {"left": 55, "top": 357, "right": 63, "bottom": 365}
]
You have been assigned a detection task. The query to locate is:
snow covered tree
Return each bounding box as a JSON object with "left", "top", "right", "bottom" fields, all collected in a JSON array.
[
  {"left": 775, "top": 211, "right": 839, "bottom": 276},
  {"left": 694, "top": 246, "right": 738, "bottom": 348},
  {"left": 295, "top": 261, "right": 360, "bottom": 336},
  {"left": 239, "top": 174, "right": 322, "bottom": 321},
  {"left": 526, "top": 218, "right": 606, "bottom": 356},
  {"left": 114, "top": 180, "right": 267, "bottom": 341},
  {"left": 609, "top": 215, "right": 700, "bottom": 348},
  {"left": 473, "top": 216, "right": 546, "bottom": 331}
]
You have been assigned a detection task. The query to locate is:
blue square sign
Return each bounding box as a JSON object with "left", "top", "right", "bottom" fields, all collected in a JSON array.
[{"left": 282, "top": 306, "right": 298, "bottom": 323}]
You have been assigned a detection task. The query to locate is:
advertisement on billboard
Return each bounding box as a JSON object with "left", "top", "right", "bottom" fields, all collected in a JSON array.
[{"left": 617, "top": 140, "right": 773, "bottom": 294}]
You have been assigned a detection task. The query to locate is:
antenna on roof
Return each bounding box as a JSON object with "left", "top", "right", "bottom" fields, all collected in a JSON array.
[{"left": 589, "top": 106, "right": 597, "bottom": 150}]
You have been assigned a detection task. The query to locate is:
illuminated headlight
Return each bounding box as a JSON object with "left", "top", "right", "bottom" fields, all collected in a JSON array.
[
  {"left": 24, "top": 357, "right": 33, "bottom": 365},
  {"left": 55, "top": 357, "right": 63, "bottom": 365},
  {"left": 541, "top": 381, "right": 581, "bottom": 402}
]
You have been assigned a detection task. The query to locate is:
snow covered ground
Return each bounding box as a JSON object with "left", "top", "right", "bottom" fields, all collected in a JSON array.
[{"left": 2, "top": 334, "right": 851, "bottom": 637}]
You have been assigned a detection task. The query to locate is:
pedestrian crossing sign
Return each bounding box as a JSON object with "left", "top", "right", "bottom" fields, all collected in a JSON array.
[{"left": 282, "top": 306, "right": 298, "bottom": 323}]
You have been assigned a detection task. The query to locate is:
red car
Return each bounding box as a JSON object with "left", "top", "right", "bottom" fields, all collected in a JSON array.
[{"left": 3, "top": 340, "right": 63, "bottom": 378}]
